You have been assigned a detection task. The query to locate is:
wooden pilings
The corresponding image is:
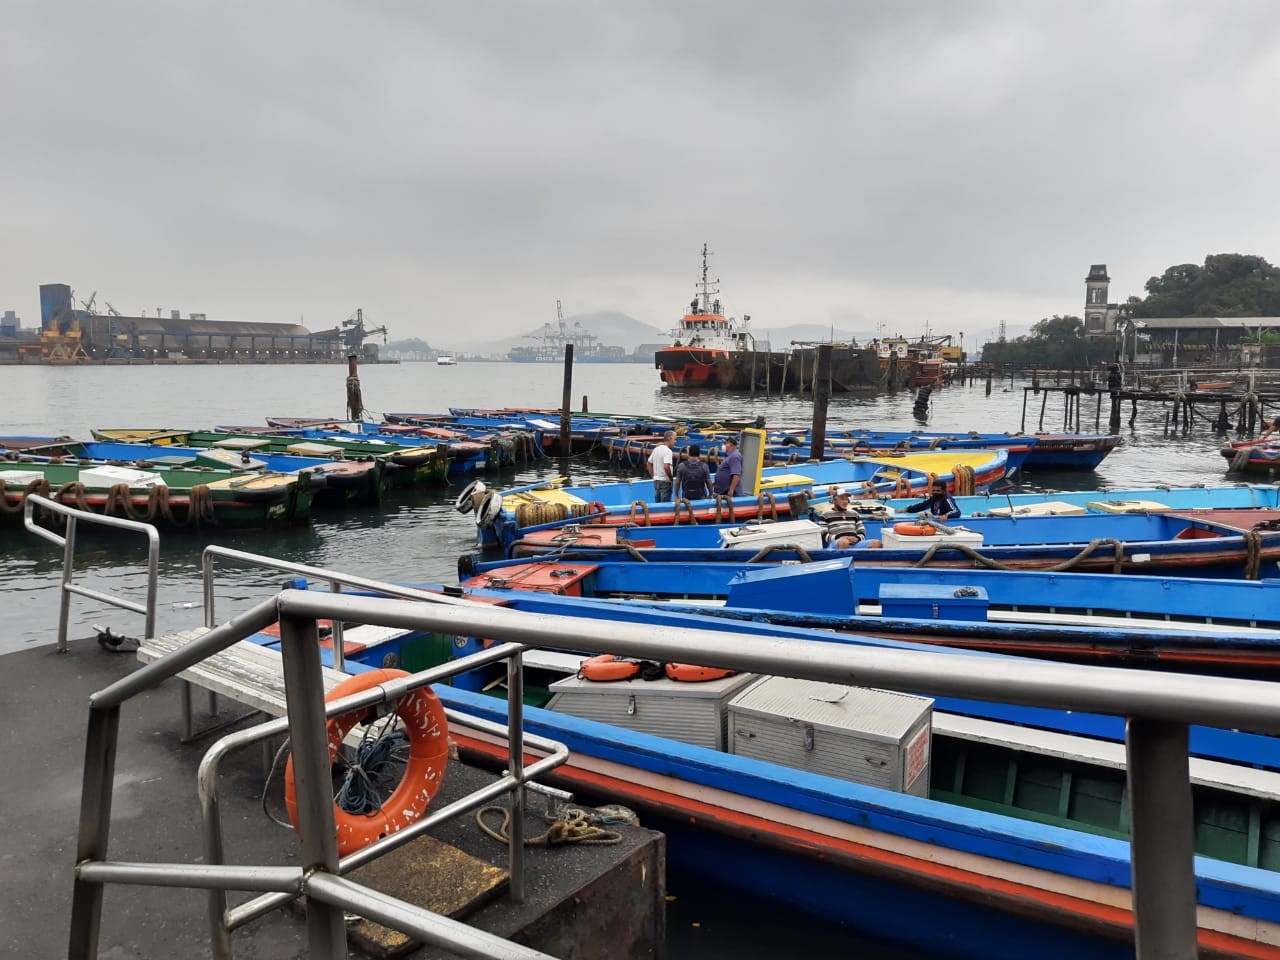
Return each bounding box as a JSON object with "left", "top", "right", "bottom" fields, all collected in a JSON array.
[
  {"left": 810, "top": 345, "right": 833, "bottom": 461},
  {"left": 1023, "top": 384, "right": 1275, "bottom": 437},
  {"left": 559, "top": 344, "right": 573, "bottom": 463}
]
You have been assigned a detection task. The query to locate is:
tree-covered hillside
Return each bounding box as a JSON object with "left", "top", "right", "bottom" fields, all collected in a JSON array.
[{"left": 1125, "top": 254, "right": 1280, "bottom": 318}]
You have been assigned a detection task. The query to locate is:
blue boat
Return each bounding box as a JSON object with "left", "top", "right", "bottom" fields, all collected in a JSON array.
[
  {"left": 244, "top": 585, "right": 1280, "bottom": 959},
  {"left": 491, "top": 505, "right": 1280, "bottom": 578},
  {"left": 470, "top": 446, "right": 1011, "bottom": 550},
  {"left": 456, "top": 555, "right": 1280, "bottom": 669}
]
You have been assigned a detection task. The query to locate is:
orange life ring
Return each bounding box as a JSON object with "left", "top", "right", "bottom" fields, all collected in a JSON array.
[
  {"left": 579, "top": 654, "right": 640, "bottom": 681},
  {"left": 283, "top": 668, "right": 449, "bottom": 857},
  {"left": 664, "top": 662, "right": 735, "bottom": 682},
  {"left": 587, "top": 500, "right": 607, "bottom": 519},
  {"left": 892, "top": 522, "right": 935, "bottom": 536}
]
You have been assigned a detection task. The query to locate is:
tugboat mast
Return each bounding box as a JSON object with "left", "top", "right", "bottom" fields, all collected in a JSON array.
[{"left": 695, "top": 242, "right": 720, "bottom": 316}]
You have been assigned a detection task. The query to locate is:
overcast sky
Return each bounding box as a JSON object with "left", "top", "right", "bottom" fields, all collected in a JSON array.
[{"left": 4, "top": 1, "right": 1279, "bottom": 348}]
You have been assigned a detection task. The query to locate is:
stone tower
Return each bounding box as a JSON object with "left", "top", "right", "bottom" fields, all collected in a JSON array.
[{"left": 1084, "top": 265, "right": 1115, "bottom": 336}]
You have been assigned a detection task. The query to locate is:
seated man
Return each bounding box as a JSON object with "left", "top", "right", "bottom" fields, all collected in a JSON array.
[
  {"left": 904, "top": 479, "right": 961, "bottom": 519},
  {"left": 818, "top": 486, "right": 866, "bottom": 548}
]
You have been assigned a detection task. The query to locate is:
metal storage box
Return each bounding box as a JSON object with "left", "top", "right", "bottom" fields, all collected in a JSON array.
[
  {"left": 286, "top": 441, "right": 343, "bottom": 458},
  {"left": 211, "top": 437, "right": 271, "bottom": 451},
  {"left": 728, "top": 677, "right": 932, "bottom": 796},
  {"left": 547, "top": 671, "right": 758, "bottom": 750},
  {"left": 196, "top": 448, "right": 267, "bottom": 471},
  {"left": 718, "top": 518, "right": 824, "bottom": 551},
  {"left": 79, "top": 465, "right": 167, "bottom": 489},
  {"left": 878, "top": 584, "right": 989, "bottom": 622},
  {"left": 0, "top": 470, "right": 49, "bottom": 488}
]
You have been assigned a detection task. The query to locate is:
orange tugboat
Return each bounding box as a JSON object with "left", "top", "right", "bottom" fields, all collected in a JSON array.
[{"left": 654, "top": 244, "right": 756, "bottom": 387}]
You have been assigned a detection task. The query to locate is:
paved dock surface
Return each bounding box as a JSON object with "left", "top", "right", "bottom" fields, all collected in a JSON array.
[{"left": 0, "top": 637, "right": 662, "bottom": 959}]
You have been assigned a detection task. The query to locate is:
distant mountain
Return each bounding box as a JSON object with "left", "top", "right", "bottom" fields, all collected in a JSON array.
[{"left": 453, "top": 311, "right": 665, "bottom": 357}]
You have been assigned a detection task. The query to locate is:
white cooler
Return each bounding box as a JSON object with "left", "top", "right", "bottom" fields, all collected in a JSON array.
[{"left": 718, "top": 518, "right": 825, "bottom": 551}]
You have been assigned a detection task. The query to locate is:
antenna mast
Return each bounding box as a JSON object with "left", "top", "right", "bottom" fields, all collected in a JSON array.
[{"left": 696, "top": 243, "right": 720, "bottom": 314}]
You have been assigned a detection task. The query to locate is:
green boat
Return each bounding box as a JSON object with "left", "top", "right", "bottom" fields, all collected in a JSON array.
[
  {"left": 0, "top": 461, "right": 313, "bottom": 529},
  {"left": 90, "top": 428, "right": 446, "bottom": 489}
]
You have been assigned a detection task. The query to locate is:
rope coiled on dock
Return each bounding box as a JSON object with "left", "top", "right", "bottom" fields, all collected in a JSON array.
[{"left": 474, "top": 805, "right": 623, "bottom": 847}]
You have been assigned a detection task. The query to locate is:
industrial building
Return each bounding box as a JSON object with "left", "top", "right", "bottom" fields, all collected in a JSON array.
[{"left": 0, "top": 284, "right": 387, "bottom": 364}]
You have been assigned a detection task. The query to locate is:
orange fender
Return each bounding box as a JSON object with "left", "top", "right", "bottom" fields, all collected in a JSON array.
[
  {"left": 664, "top": 662, "right": 735, "bottom": 682},
  {"left": 579, "top": 654, "right": 640, "bottom": 681},
  {"left": 283, "top": 668, "right": 449, "bottom": 857},
  {"left": 892, "top": 522, "right": 935, "bottom": 536}
]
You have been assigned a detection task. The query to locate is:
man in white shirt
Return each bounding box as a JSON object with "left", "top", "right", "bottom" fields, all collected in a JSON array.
[{"left": 646, "top": 430, "right": 676, "bottom": 502}]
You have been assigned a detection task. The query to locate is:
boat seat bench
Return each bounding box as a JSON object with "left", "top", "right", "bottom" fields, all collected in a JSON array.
[{"left": 137, "top": 628, "right": 354, "bottom": 755}]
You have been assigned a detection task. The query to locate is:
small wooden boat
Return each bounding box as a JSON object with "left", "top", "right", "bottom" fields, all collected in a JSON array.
[
  {"left": 455, "top": 555, "right": 1280, "bottom": 669},
  {"left": 254, "top": 582, "right": 1280, "bottom": 959},
  {"left": 486, "top": 507, "right": 1280, "bottom": 578},
  {"left": 471, "top": 446, "right": 1010, "bottom": 551},
  {"left": 0, "top": 460, "right": 312, "bottom": 527},
  {"left": 1222, "top": 440, "right": 1280, "bottom": 474},
  {"left": 7, "top": 437, "right": 385, "bottom": 509}
]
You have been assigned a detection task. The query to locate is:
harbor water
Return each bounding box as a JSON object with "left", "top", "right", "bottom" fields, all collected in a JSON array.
[{"left": 0, "top": 361, "right": 1247, "bottom": 958}]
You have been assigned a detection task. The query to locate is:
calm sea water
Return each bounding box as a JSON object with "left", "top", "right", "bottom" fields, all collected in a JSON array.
[{"left": 0, "top": 361, "right": 1238, "bottom": 958}]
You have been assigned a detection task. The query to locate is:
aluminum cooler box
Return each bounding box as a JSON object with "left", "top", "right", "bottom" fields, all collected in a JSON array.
[
  {"left": 728, "top": 677, "right": 932, "bottom": 796},
  {"left": 547, "top": 670, "right": 758, "bottom": 750}
]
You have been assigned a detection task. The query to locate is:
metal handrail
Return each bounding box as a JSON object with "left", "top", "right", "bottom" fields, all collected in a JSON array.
[
  {"left": 23, "top": 493, "right": 158, "bottom": 652},
  {"left": 200, "top": 544, "right": 476, "bottom": 674},
  {"left": 70, "top": 594, "right": 566, "bottom": 960}
]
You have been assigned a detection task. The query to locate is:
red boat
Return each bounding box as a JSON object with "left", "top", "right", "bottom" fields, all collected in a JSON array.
[{"left": 654, "top": 244, "right": 756, "bottom": 387}]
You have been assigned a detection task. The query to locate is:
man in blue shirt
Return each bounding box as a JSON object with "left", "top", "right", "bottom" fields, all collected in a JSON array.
[
  {"left": 904, "top": 479, "right": 961, "bottom": 519},
  {"left": 713, "top": 436, "right": 743, "bottom": 496}
]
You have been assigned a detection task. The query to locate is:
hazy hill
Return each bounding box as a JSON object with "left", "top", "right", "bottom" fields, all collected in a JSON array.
[
  {"left": 432, "top": 311, "right": 899, "bottom": 357},
  {"left": 454, "top": 311, "right": 665, "bottom": 356}
]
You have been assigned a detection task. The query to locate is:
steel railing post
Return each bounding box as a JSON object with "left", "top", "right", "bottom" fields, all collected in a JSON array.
[
  {"left": 508, "top": 649, "right": 525, "bottom": 902},
  {"left": 67, "top": 705, "right": 120, "bottom": 959},
  {"left": 329, "top": 580, "right": 345, "bottom": 674},
  {"left": 1126, "top": 717, "right": 1198, "bottom": 960},
  {"left": 276, "top": 611, "right": 347, "bottom": 959},
  {"left": 58, "top": 514, "right": 77, "bottom": 652}
]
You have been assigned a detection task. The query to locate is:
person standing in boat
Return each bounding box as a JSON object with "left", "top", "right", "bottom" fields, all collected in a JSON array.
[
  {"left": 674, "top": 443, "right": 711, "bottom": 501},
  {"left": 904, "top": 479, "right": 961, "bottom": 519},
  {"left": 819, "top": 487, "right": 866, "bottom": 548},
  {"left": 647, "top": 431, "right": 676, "bottom": 502},
  {"left": 713, "top": 436, "right": 743, "bottom": 497}
]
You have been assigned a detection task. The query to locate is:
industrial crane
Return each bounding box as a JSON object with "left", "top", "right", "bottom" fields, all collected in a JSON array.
[{"left": 340, "top": 308, "right": 388, "bottom": 353}]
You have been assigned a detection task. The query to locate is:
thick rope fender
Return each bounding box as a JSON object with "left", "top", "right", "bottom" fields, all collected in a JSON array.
[{"left": 283, "top": 668, "right": 449, "bottom": 857}]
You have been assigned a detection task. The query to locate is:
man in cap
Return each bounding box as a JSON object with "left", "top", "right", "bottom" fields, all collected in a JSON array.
[{"left": 818, "top": 486, "right": 866, "bottom": 548}]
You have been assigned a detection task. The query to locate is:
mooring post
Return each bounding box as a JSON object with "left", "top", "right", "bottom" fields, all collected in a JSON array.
[
  {"left": 345, "top": 353, "right": 363, "bottom": 421},
  {"left": 985, "top": 371, "right": 992, "bottom": 396},
  {"left": 560, "top": 344, "right": 574, "bottom": 461},
  {"left": 1038, "top": 389, "right": 1049, "bottom": 431},
  {"left": 1020, "top": 388, "right": 1029, "bottom": 433},
  {"left": 581, "top": 394, "right": 588, "bottom": 413},
  {"left": 810, "top": 344, "right": 833, "bottom": 461},
  {"left": 749, "top": 348, "right": 757, "bottom": 397}
]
